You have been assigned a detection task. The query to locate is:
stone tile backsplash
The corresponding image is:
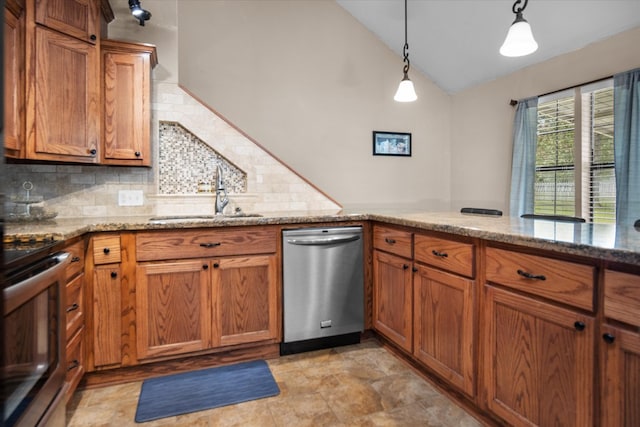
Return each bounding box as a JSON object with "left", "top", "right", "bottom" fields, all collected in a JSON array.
[{"left": 3, "top": 82, "right": 340, "bottom": 219}]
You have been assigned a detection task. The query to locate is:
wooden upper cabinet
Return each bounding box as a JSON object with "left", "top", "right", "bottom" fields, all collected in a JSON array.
[
  {"left": 35, "top": 0, "right": 99, "bottom": 44},
  {"left": 101, "top": 40, "right": 157, "bottom": 166},
  {"left": 27, "top": 25, "right": 100, "bottom": 162},
  {"left": 4, "top": 2, "right": 25, "bottom": 158}
]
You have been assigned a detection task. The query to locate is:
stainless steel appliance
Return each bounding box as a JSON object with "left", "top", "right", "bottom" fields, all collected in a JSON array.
[
  {"left": 3, "top": 246, "right": 69, "bottom": 427},
  {"left": 281, "top": 226, "right": 364, "bottom": 354}
]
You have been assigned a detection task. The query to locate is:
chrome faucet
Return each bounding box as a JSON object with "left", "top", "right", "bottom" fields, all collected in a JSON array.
[{"left": 214, "top": 164, "right": 229, "bottom": 215}]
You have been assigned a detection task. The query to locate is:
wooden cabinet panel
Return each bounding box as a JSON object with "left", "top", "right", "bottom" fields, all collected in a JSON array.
[
  {"left": 484, "top": 285, "right": 594, "bottom": 427},
  {"left": 414, "top": 234, "right": 475, "bottom": 278},
  {"left": 4, "top": 4, "right": 24, "bottom": 158},
  {"left": 601, "top": 325, "right": 640, "bottom": 427},
  {"left": 485, "top": 246, "right": 595, "bottom": 311},
  {"left": 373, "top": 225, "right": 412, "bottom": 259},
  {"left": 413, "top": 265, "right": 475, "bottom": 397},
  {"left": 64, "top": 326, "right": 85, "bottom": 400},
  {"left": 604, "top": 269, "right": 640, "bottom": 327},
  {"left": 29, "top": 26, "right": 99, "bottom": 162},
  {"left": 92, "top": 264, "right": 121, "bottom": 367},
  {"left": 101, "top": 40, "right": 155, "bottom": 166},
  {"left": 35, "top": 0, "right": 98, "bottom": 44},
  {"left": 92, "top": 235, "right": 121, "bottom": 264},
  {"left": 65, "top": 273, "right": 84, "bottom": 339},
  {"left": 213, "top": 255, "right": 279, "bottom": 346},
  {"left": 65, "top": 239, "right": 85, "bottom": 279},
  {"left": 136, "top": 227, "right": 277, "bottom": 262},
  {"left": 136, "top": 260, "right": 212, "bottom": 359},
  {"left": 373, "top": 250, "right": 412, "bottom": 352}
]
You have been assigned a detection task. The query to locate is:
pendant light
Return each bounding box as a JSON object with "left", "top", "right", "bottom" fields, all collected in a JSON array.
[
  {"left": 500, "top": 0, "right": 538, "bottom": 57},
  {"left": 394, "top": 0, "right": 417, "bottom": 102}
]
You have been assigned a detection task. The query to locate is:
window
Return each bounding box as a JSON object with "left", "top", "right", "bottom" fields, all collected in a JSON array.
[{"left": 534, "top": 80, "right": 616, "bottom": 223}]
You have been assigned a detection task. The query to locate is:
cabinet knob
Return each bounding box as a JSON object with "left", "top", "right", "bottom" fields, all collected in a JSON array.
[
  {"left": 66, "top": 303, "right": 80, "bottom": 313},
  {"left": 110, "top": 271, "right": 118, "bottom": 279},
  {"left": 103, "top": 247, "right": 110, "bottom": 254},
  {"left": 431, "top": 250, "right": 448, "bottom": 258},
  {"left": 573, "top": 321, "right": 585, "bottom": 331},
  {"left": 412, "top": 266, "right": 418, "bottom": 272},
  {"left": 402, "top": 264, "right": 409, "bottom": 270},
  {"left": 67, "top": 359, "right": 80, "bottom": 371},
  {"left": 202, "top": 264, "right": 208, "bottom": 270},
  {"left": 135, "top": 151, "right": 141, "bottom": 157},
  {"left": 89, "top": 148, "right": 97, "bottom": 156},
  {"left": 71, "top": 256, "right": 81, "bottom": 263},
  {"left": 602, "top": 333, "right": 615, "bottom": 344},
  {"left": 89, "top": 34, "right": 97, "bottom": 41},
  {"left": 213, "top": 263, "right": 220, "bottom": 268}
]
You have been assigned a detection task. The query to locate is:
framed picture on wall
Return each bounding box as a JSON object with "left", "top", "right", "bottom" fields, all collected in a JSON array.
[{"left": 372, "top": 131, "right": 411, "bottom": 156}]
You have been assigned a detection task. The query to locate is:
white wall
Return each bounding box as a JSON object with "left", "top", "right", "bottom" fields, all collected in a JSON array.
[
  {"left": 177, "top": 0, "right": 452, "bottom": 211},
  {"left": 450, "top": 27, "right": 640, "bottom": 214}
]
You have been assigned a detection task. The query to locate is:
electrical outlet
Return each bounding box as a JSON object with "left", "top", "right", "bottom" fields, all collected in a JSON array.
[{"left": 118, "top": 190, "right": 144, "bottom": 206}]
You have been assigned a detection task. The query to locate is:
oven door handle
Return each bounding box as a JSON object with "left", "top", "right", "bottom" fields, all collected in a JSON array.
[{"left": 3, "top": 253, "right": 71, "bottom": 315}]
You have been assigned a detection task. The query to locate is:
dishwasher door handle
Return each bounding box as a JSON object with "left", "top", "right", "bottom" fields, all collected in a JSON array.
[{"left": 286, "top": 235, "right": 361, "bottom": 246}]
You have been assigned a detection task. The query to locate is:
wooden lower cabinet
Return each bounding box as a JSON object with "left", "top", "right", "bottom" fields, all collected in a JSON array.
[
  {"left": 483, "top": 285, "right": 594, "bottom": 427},
  {"left": 92, "top": 264, "right": 122, "bottom": 367},
  {"left": 413, "top": 265, "right": 475, "bottom": 397},
  {"left": 136, "top": 255, "right": 279, "bottom": 360},
  {"left": 601, "top": 325, "right": 640, "bottom": 427},
  {"left": 213, "top": 255, "right": 279, "bottom": 347},
  {"left": 373, "top": 250, "right": 413, "bottom": 353},
  {"left": 136, "top": 259, "right": 212, "bottom": 359}
]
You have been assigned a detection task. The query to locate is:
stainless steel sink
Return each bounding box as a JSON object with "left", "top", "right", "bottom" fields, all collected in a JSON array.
[{"left": 148, "top": 213, "right": 262, "bottom": 224}]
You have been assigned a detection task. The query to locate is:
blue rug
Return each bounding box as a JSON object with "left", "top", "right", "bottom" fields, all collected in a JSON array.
[{"left": 135, "top": 360, "right": 280, "bottom": 423}]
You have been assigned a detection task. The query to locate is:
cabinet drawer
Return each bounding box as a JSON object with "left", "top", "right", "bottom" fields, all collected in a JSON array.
[
  {"left": 414, "top": 234, "right": 474, "bottom": 278},
  {"left": 66, "top": 273, "right": 84, "bottom": 340},
  {"left": 92, "top": 235, "right": 121, "bottom": 264},
  {"left": 65, "top": 240, "right": 85, "bottom": 279},
  {"left": 136, "top": 227, "right": 277, "bottom": 261},
  {"left": 604, "top": 269, "right": 640, "bottom": 327},
  {"left": 65, "top": 326, "right": 85, "bottom": 391},
  {"left": 485, "top": 247, "right": 594, "bottom": 311},
  {"left": 373, "top": 225, "right": 412, "bottom": 259}
]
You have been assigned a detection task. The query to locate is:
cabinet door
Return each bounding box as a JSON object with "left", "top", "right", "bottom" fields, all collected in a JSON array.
[
  {"left": 483, "top": 286, "right": 594, "bottom": 427},
  {"left": 4, "top": 5, "right": 24, "bottom": 158},
  {"left": 212, "top": 255, "right": 279, "bottom": 347},
  {"left": 601, "top": 325, "right": 640, "bottom": 427},
  {"left": 414, "top": 265, "right": 475, "bottom": 397},
  {"left": 35, "top": 0, "right": 98, "bottom": 44},
  {"left": 136, "top": 260, "right": 212, "bottom": 359},
  {"left": 102, "top": 43, "right": 152, "bottom": 165},
  {"left": 373, "top": 250, "right": 413, "bottom": 352},
  {"left": 92, "top": 264, "right": 121, "bottom": 367},
  {"left": 29, "top": 26, "right": 99, "bottom": 162}
]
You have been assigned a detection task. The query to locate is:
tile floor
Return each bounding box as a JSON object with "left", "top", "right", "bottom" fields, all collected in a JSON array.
[{"left": 66, "top": 339, "right": 483, "bottom": 426}]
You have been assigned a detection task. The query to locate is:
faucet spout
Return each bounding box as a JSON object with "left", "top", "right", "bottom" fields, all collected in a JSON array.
[{"left": 214, "top": 165, "right": 229, "bottom": 215}]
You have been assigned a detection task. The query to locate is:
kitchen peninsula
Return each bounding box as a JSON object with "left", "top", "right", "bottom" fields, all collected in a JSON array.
[{"left": 5, "top": 211, "right": 640, "bottom": 427}]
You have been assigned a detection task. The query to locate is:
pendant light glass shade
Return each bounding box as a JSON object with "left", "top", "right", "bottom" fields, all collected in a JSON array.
[
  {"left": 500, "top": 15, "right": 538, "bottom": 57},
  {"left": 394, "top": 74, "right": 418, "bottom": 102}
]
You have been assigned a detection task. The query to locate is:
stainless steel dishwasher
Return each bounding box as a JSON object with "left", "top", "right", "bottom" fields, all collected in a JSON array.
[{"left": 281, "top": 226, "right": 364, "bottom": 355}]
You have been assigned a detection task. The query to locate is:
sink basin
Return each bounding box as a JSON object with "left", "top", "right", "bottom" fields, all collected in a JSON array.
[{"left": 148, "top": 213, "right": 262, "bottom": 224}]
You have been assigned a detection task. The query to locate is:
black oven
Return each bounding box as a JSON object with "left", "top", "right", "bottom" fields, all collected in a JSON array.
[{"left": 2, "top": 250, "right": 70, "bottom": 427}]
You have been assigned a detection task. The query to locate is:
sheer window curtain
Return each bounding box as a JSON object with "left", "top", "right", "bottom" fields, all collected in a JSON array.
[
  {"left": 509, "top": 97, "right": 539, "bottom": 217},
  {"left": 614, "top": 69, "right": 640, "bottom": 226}
]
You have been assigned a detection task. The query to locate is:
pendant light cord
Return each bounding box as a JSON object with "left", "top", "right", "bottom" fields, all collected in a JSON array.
[{"left": 402, "top": 0, "right": 410, "bottom": 74}]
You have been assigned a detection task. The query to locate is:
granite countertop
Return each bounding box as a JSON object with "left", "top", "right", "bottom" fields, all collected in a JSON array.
[{"left": 5, "top": 209, "right": 640, "bottom": 265}]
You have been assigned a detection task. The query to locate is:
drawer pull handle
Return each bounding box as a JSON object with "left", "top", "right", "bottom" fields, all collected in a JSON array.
[
  {"left": 432, "top": 250, "right": 448, "bottom": 258},
  {"left": 603, "top": 333, "right": 616, "bottom": 344},
  {"left": 67, "top": 359, "right": 80, "bottom": 371},
  {"left": 103, "top": 247, "right": 110, "bottom": 254},
  {"left": 199, "top": 242, "right": 221, "bottom": 248},
  {"left": 517, "top": 269, "right": 546, "bottom": 281},
  {"left": 71, "top": 256, "right": 81, "bottom": 263},
  {"left": 573, "top": 321, "right": 585, "bottom": 331},
  {"left": 384, "top": 238, "right": 396, "bottom": 245},
  {"left": 66, "top": 303, "right": 80, "bottom": 313}
]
